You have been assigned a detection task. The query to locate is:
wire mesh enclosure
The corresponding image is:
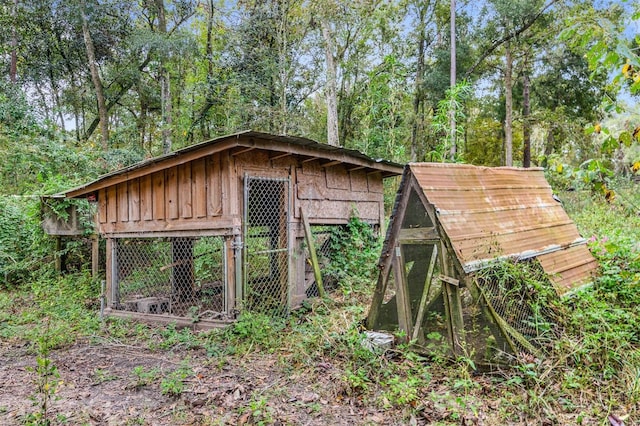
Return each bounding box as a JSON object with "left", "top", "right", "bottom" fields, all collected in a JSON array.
[
  {"left": 243, "top": 176, "right": 289, "bottom": 316},
  {"left": 371, "top": 241, "right": 562, "bottom": 364},
  {"left": 303, "top": 226, "right": 341, "bottom": 298},
  {"left": 112, "top": 236, "right": 228, "bottom": 320}
]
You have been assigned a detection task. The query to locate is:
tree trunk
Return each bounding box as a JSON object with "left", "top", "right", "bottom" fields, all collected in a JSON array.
[
  {"left": 278, "top": 0, "right": 289, "bottom": 135},
  {"left": 504, "top": 40, "right": 513, "bottom": 166},
  {"left": 411, "top": 5, "right": 426, "bottom": 162},
  {"left": 544, "top": 127, "right": 554, "bottom": 156},
  {"left": 448, "top": 0, "right": 457, "bottom": 161},
  {"left": 81, "top": 0, "right": 109, "bottom": 150},
  {"left": 523, "top": 66, "right": 531, "bottom": 168},
  {"left": 321, "top": 21, "right": 339, "bottom": 147},
  {"left": 156, "top": 0, "right": 172, "bottom": 154},
  {"left": 10, "top": 0, "right": 18, "bottom": 83}
]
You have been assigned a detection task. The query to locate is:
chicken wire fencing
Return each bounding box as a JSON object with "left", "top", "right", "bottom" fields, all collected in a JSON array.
[
  {"left": 111, "top": 236, "right": 228, "bottom": 320},
  {"left": 243, "top": 176, "right": 289, "bottom": 316}
]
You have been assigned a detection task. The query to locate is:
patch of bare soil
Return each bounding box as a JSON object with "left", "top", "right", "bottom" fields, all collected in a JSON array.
[{"left": 0, "top": 339, "right": 392, "bottom": 425}]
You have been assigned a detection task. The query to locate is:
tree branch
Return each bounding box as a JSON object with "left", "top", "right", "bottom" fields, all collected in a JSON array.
[{"left": 464, "top": 0, "right": 559, "bottom": 79}]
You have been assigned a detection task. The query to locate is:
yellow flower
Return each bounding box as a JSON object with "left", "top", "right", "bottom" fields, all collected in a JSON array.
[
  {"left": 623, "top": 63, "right": 633, "bottom": 78},
  {"left": 594, "top": 123, "right": 602, "bottom": 134}
]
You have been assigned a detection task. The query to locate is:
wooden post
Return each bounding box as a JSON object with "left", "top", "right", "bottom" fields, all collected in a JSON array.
[
  {"left": 300, "top": 207, "right": 326, "bottom": 298},
  {"left": 54, "top": 236, "right": 62, "bottom": 274},
  {"left": 412, "top": 244, "right": 438, "bottom": 342},
  {"left": 393, "top": 245, "right": 413, "bottom": 341},
  {"left": 91, "top": 234, "right": 99, "bottom": 278},
  {"left": 367, "top": 169, "right": 410, "bottom": 329},
  {"left": 440, "top": 240, "right": 464, "bottom": 354}
]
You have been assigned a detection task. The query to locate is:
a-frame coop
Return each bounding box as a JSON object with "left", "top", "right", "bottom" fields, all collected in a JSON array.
[{"left": 367, "top": 163, "right": 598, "bottom": 363}]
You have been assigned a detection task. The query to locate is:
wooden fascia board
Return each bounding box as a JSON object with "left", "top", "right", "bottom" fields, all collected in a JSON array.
[
  {"left": 65, "top": 136, "right": 402, "bottom": 198},
  {"left": 65, "top": 139, "right": 240, "bottom": 198},
  {"left": 233, "top": 137, "right": 402, "bottom": 176}
]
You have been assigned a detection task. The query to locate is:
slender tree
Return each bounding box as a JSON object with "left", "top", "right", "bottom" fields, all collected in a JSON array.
[
  {"left": 449, "top": 0, "right": 456, "bottom": 160},
  {"left": 80, "top": 0, "right": 109, "bottom": 149}
]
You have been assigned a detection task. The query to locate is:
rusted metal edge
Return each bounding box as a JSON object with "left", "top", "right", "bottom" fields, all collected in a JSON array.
[{"left": 461, "top": 237, "right": 589, "bottom": 274}]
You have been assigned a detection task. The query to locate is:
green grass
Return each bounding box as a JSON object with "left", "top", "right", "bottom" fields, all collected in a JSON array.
[{"left": 1, "top": 185, "right": 639, "bottom": 424}]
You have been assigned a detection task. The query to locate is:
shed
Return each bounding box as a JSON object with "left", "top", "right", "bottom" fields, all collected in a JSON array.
[
  {"left": 367, "top": 163, "right": 598, "bottom": 361},
  {"left": 58, "top": 131, "right": 402, "bottom": 327}
]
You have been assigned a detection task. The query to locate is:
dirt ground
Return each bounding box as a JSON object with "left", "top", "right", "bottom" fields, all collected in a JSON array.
[{"left": 0, "top": 338, "right": 396, "bottom": 426}]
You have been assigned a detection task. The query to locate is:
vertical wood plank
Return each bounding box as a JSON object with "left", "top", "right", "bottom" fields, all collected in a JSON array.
[
  {"left": 128, "top": 178, "right": 140, "bottom": 221},
  {"left": 207, "top": 153, "right": 223, "bottom": 216},
  {"left": 117, "top": 182, "right": 128, "bottom": 222},
  {"left": 193, "top": 158, "right": 207, "bottom": 218},
  {"left": 107, "top": 186, "right": 117, "bottom": 223},
  {"left": 140, "top": 174, "right": 153, "bottom": 221},
  {"left": 166, "top": 167, "right": 178, "bottom": 219},
  {"left": 221, "top": 152, "right": 231, "bottom": 215},
  {"left": 153, "top": 171, "right": 166, "bottom": 220},
  {"left": 179, "top": 162, "right": 193, "bottom": 219},
  {"left": 98, "top": 188, "right": 107, "bottom": 224}
]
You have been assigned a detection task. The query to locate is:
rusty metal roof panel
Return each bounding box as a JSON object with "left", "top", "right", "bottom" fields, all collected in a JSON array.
[
  {"left": 408, "top": 163, "right": 598, "bottom": 292},
  {"left": 538, "top": 245, "right": 599, "bottom": 294}
]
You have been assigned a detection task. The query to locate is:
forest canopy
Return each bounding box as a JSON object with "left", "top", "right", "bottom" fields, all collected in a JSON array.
[{"left": 0, "top": 0, "right": 639, "bottom": 196}]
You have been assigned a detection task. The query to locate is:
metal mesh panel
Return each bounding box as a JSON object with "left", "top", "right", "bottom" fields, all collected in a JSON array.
[
  {"left": 304, "top": 226, "right": 340, "bottom": 298},
  {"left": 474, "top": 259, "right": 561, "bottom": 351},
  {"left": 113, "top": 236, "right": 227, "bottom": 320},
  {"left": 244, "top": 177, "right": 289, "bottom": 316}
]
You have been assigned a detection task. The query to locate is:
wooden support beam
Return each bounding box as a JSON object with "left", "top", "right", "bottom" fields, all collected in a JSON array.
[
  {"left": 465, "top": 277, "right": 518, "bottom": 356},
  {"left": 300, "top": 156, "right": 319, "bottom": 163},
  {"left": 320, "top": 160, "right": 342, "bottom": 168},
  {"left": 366, "top": 171, "right": 411, "bottom": 329},
  {"left": 231, "top": 147, "right": 255, "bottom": 156},
  {"left": 398, "top": 227, "right": 438, "bottom": 243},
  {"left": 300, "top": 207, "right": 326, "bottom": 298},
  {"left": 412, "top": 245, "right": 439, "bottom": 342},
  {"left": 91, "top": 234, "right": 99, "bottom": 278},
  {"left": 54, "top": 236, "right": 62, "bottom": 274},
  {"left": 440, "top": 240, "right": 465, "bottom": 354},
  {"left": 439, "top": 275, "right": 459, "bottom": 286},
  {"left": 393, "top": 246, "right": 413, "bottom": 341},
  {"left": 270, "top": 152, "right": 292, "bottom": 160}
]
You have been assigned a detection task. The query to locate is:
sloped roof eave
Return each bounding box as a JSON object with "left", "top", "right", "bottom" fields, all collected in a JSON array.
[{"left": 58, "top": 130, "right": 403, "bottom": 198}]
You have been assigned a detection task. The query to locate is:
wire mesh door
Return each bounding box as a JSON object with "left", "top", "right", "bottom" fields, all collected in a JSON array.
[{"left": 243, "top": 176, "right": 290, "bottom": 316}]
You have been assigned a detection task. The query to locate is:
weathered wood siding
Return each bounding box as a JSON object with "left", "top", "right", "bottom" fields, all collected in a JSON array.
[
  {"left": 294, "top": 160, "right": 384, "bottom": 225},
  {"left": 97, "top": 145, "right": 386, "bottom": 236},
  {"left": 97, "top": 152, "right": 236, "bottom": 235}
]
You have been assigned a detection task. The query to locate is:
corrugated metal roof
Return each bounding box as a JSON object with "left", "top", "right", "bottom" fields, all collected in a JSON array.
[{"left": 409, "top": 163, "right": 598, "bottom": 293}]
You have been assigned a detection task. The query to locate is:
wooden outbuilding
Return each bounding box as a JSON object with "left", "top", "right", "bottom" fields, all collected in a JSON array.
[
  {"left": 367, "top": 163, "right": 598, "bottom": 363},
  {"left": 59, "top": 131, "right": 402, "bottom": 327}
]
